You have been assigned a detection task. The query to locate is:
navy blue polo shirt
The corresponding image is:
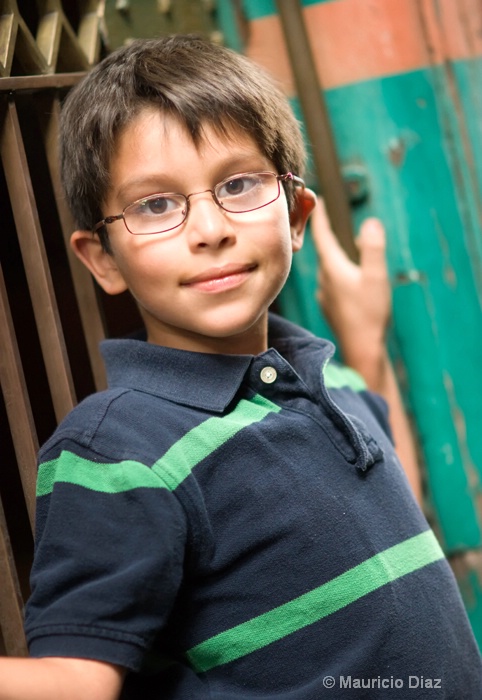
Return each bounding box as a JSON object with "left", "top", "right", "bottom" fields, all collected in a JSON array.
[{"left": 25, "top": 315, "right": 482, "bottom": 698}]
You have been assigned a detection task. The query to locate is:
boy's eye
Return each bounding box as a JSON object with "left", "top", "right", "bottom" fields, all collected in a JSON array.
[
  {"left": 218, "top": 174, "right": 260, "bottom": 199},
  {"left": 137, "top": 195, "right": 178, "bottom": 216}
]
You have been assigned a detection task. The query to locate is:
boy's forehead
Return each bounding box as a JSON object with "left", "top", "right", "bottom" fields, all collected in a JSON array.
[
  {"left": 118, "top": 107, "right": 266, "bottom": 160},
  {"left": 105, "top": 108, "right": 273, "bottom": 202}
]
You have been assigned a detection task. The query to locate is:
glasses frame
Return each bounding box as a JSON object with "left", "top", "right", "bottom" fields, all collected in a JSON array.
[{"left": 93, "top": 171, "right": 305, "bottom": 236}]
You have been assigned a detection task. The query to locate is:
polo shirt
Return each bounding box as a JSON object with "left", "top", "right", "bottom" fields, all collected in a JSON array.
[{"left": 25, "top": 314, "right": 482, "bottom": 698}]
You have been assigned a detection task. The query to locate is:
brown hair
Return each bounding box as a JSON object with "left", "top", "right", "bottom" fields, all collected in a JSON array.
[{"left": 60, "top": 34, "right": 306, "bottom": 250}]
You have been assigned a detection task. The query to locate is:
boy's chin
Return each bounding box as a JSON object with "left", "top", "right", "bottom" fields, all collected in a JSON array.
[{"left": 145, "top": 312, "right": 269, "bottom": 355}]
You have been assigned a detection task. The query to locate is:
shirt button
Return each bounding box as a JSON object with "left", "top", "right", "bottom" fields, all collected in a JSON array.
[{"left": 260, "top": 366, "right": 277, "bottom": 384}]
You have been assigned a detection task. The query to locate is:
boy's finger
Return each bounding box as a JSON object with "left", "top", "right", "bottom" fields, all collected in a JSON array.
[
  {"left": 310, "top": 197, "right": 346, "bottom": 263},
  {"left": 356, "top": 218, "right": 387, "bottom": 275}
]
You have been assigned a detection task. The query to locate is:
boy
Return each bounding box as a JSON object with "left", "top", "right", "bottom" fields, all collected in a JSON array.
[{"left": 1, "top": 35, "right": 480, "bottom": 699}]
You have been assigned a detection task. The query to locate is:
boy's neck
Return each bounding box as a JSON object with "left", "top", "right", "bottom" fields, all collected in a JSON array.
[{"left": 145, "top": 315, "right": 269, "bottom": 356}]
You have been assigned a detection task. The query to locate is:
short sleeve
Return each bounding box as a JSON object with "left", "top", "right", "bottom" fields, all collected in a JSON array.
[{"left": 25, "top": 437, "right": 188, "bottom": 671}]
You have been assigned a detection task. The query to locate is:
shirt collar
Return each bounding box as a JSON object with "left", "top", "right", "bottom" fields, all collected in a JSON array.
[{"left": 100, "top": 314, "right": 330, "bottom": 413}]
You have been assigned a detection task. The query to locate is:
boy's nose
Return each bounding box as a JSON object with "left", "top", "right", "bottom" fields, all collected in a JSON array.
[{"left": 185, "top": 191, "right": 235, "bottom": 249}]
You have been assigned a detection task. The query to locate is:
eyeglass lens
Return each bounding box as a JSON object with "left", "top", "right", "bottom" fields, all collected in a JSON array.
[{"left": 124, "top": 172, "right": 281, "bottom": 235}]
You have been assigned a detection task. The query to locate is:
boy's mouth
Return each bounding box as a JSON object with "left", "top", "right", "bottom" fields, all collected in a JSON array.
[{"left": 181, "top": 263, "right": 257, "bottom": 292}]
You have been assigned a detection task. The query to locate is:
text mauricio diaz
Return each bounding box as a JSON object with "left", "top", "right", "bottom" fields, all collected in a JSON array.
[{"left": 338, "top": 675, "right": 442, "bottom": 689}]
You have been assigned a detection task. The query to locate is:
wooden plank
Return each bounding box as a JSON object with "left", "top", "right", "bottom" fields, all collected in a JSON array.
[
  {"left": 274, "top": 0, "right": 357, "bottom": 260},
  {"left": 0, "top": 496, "right": 27, "bottom": 656},
  {"left": 417, "top": 0, "right": 482, "bottom": 289},
  {"left": 0, "top": 98, "right": 77, "bottom": 422},
  {"left": 0, "top": 263, "right": 37, "bottom": 528},
  {"left": 39, "top": 94, "right": 107, "bottom": 391}
]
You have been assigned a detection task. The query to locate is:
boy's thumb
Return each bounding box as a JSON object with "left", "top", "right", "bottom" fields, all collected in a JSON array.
[
  {"left": 311, "top": 196, "right": 345, "bottom": 263},
  {"left": 357, "top": 218, "right": 387, "bottom": 273}
]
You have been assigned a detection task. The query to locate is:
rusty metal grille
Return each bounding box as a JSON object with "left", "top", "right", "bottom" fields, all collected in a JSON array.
[
  {"left": 0, "top": 0, "right": 106, "bottom": 656},
  {"left": 0, "top": 0, "right": 102, "bottom": 78}
]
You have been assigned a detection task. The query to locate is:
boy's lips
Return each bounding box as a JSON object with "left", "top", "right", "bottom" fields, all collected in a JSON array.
[{"left": 181, "top": 263, "right": 257, "bottom": 292}]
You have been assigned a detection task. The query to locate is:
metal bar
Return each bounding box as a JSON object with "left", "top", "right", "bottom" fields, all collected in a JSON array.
[
  {"left": 39, "top": 94, "right": 107, "bottom": 391},
  {"left": 0, "top": 263, "right": 37, "bottom": 528},
  {"left": 0, "top": 72, "right": 86, "bottom": 92},
  {"left": 274, "top": 0, "right": 358, "bottom": 260},
  {"left": 0, "top": 97, "right": 77, "bottom": 422},
  {"left": 36, "top": 10, "right": 62, "bottom": 70},
  {"left": 0, "top": 495, "right": 27, "bottom": 656}
]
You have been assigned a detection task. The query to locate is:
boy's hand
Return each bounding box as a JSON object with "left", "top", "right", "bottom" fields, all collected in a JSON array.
[
  {"left": 311, "top": 197, "right": 422, "bottom": 503},
  {"left": 311, "top": 197, "right": 391, "bottom": 381},
  {"left": 0, "top": 656, "right": 124, "bottom": 700}
]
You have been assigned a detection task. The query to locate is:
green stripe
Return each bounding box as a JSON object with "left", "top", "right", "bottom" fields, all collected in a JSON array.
[
  {"left": 186, "top": 529, "right": 444, "bottom": 672},
  {"left": 37, "top": 453, "right": 165, "bottom": 496},
  {"left": 37, "top": 394, "right": 280, "bottom": 496},
  {"left": 323, "top": 361, "right": 367, "bottom": 391},
  {"left": 151, "top": 393, "right": 280, "bottom": 491}
]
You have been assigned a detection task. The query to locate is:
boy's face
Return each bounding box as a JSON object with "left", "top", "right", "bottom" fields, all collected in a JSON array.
[{"left": 72, "top": 109, "right": 315, "bottom": 355}]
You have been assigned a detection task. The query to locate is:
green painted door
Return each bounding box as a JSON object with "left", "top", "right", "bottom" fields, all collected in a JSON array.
[{"left": 218, "top": 0, "right": 482, "bottom": 644}]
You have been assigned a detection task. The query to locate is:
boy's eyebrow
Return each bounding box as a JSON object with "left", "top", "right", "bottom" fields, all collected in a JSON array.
[
  {"left": 114, "top": 176, "right": 178, "bottom": 202},
  {"left": 113, "top": 153, "right": 273, "bottom": 202}
]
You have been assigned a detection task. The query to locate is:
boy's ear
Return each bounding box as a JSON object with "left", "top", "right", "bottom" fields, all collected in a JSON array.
[
  {"left": 290, "top": 187, "right": 317, "bottom": 252},
  {"left": 70, "top": 230, "right": 128, "bottom": 295}
]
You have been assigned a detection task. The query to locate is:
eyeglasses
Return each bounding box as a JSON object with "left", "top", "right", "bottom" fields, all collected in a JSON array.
[{"left": 93, "top": 171, "right": 305, "bottom": 236}]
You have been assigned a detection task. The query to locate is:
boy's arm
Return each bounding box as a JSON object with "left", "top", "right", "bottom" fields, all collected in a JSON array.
[
  {"left": 310, "top": 198, "right": 422, "bottom": 503},
  {"left": 0, "top": 656, "right": 125, "bottom": 700}
]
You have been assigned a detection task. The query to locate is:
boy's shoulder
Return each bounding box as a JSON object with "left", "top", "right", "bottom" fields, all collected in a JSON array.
[
  {"left": 38, "top": 333, "right": 247, "bottom": 466},
  {"left": 38, "top": 386, "right": 133, "bottom": 463}
]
